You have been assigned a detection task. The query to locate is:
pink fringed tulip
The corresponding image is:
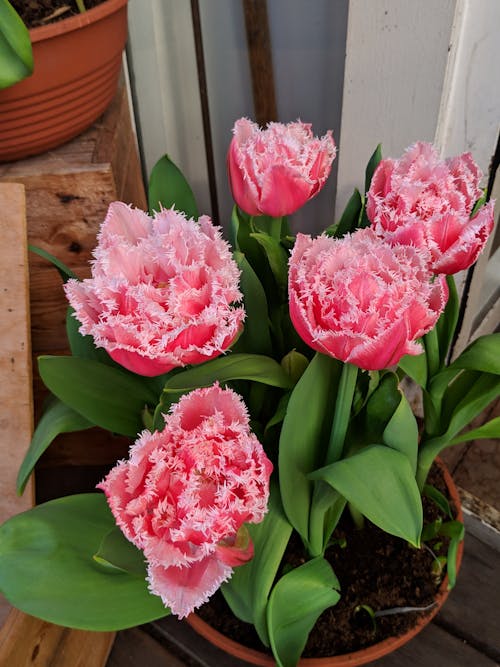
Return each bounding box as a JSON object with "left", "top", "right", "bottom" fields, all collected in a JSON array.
[
  {"left": 98, "top": 384, "right": 272, "bottom": 618},
  {"left": 64, "top": 202, "right": 244, "bottom": 376},
  {"left": 367, "top": 142, "right": 495, "bottom": 275},
  {"left": 288, "top": 229, "right": 448, "bottom": 371},
  {"left": 227, "top": 118, "right": 336, "bottom": 217}
]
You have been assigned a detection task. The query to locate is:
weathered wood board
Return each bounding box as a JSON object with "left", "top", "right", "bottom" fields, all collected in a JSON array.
[{"left": 0, "top": 183, "right": 34, "bottom": 523}]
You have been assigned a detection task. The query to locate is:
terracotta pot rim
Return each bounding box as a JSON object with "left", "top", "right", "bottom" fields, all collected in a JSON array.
[
  {"left": 29, "top": 0, "right": 128, "bottom": 43},
  {"left": 186, "top": 458, "right": 464, "bottom": 666}
]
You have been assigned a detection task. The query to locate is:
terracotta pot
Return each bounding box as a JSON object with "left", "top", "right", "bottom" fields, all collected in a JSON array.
[
  {"left": 186, "top": 460, "right": 464, "bottom": 666},
  {"left": 0, "top": 0, "right": 128, "bottom": 162}
]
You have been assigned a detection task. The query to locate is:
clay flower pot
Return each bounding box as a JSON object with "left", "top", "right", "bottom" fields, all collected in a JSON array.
[
  {"left": 0, "top": 0, "right": 128, "bottom": 162},
  {"left": 186, "top": 460, "right": 464, "bottom": 666}
]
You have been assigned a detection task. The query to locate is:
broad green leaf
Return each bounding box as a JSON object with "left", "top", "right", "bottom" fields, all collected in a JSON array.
[
  {"left": 229, "top": 205, "right": 241, "bottom": 250},
  {"left": 436, "top": 275, "right": 459, "bottom": 366},
  {"left": 310, "top": 445, "right": 423, "bottom": 547},
  {"left": 364, "top": 372, "right": 401, "bottom": 441},
  {"left": 447, "top": 334, "right": 500, "bottom": 375},
  {"left": 382, "top": 390, "right": 418, "bottom": 472},
  {"left": 29, "top": 244, "right": 78, "bottom": 283},
  {"left": 308, "top": 481, "right": 346, "bottom": 557},
  {"left": 0, "top": 494, "right": 168, "bottom": 630},
  {"left": 162, "top": 354, "right": 293, "bottom": 393},
  {"left": 66, "top": 307, "right": 115, "bottom": 364},
  {"left": 398, "top": 351, "right": 427, "bottom": 387},
  {"left": 249, "top": 232, "right": 288, "bottom": 294},
  {"left": 324, "top": 188, "right": 363, "bottom": 238},
  {"left": 0, "top": 0, "right": 33, "bottom": 89},
  {"left": 449, "top": 416, "right": 500, "bottom": 445},
  {"left": 17, "top": 396, "right": 92, "bottom": 495},
  {"left": 93, "top": 527, "right": 146, "bottom": 576},
  {"left": 148, "top": 154, "right": 198, "bottom": 219},
  {"left": 364, "top": 144, "right": 382, "bottom": 194},
  {"left": 222, "top": 483, "right": 293, "bottom": 646},
  {"left": 279, "top": 353, "right": 340, "bottom": 546},
  {"left": 38, "top": 356, "right": 158, "bottom": 437},
  {"left": 232, "top": 251, "right": 272, "bottom": 356},
  {"left": 267, "top": 557, "right": 340, "bottom": 667},
  {"left": 265, "top": 392, "right": 290, "bottom": 433}
]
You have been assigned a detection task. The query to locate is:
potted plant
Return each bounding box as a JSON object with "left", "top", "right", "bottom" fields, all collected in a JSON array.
[
  {"left": 0, "top": 0, "right": 128, "bottom": 161},
  {"left": 0, "top": 119, "right": 498, "bottom": 667}
]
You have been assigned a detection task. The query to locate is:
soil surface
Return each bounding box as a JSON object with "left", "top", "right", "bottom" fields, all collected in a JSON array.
[
  {"left": 198, "top": 464, "right": 456, "bottom": 658},
  {"left": 12, "top": 0, "right": 107, "bottom": 28}
]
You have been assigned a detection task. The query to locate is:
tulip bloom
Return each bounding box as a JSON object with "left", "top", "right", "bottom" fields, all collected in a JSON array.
[
  {"left": 65, "top": 202, "right": 244, "bottom": 376},
  {"left": 288, "top": 229, "right": 447, "bottom": 371},
  {"left": 98, "top": 384, "right": 273, "bottom": 618},
  {"left": 227, "top": 118, "right": 336, "bottom": 217},
  {"left": 367, "top": 142, "right": 494, "bottom": 275}
]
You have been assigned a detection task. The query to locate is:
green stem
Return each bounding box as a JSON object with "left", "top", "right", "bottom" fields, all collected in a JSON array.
[
  {"left": 268, "top": 217, "right": 282, "bottom": 242},
  {"left": 75, "top": 0, "right": 86, "bottom": 12},
  {"left": 326, "top": 362, "right": 358, "bottom": 464},
  {"left": 348, "top": 503, "right": 365, "bottom": 530}
]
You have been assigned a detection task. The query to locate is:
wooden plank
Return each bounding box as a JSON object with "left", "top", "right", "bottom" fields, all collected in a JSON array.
[
  {"left": 0, "top": 609, "right": 115, "bottom": 667},
  {"left": 0, "top": 183, "right": 34, "bottom": 523}
]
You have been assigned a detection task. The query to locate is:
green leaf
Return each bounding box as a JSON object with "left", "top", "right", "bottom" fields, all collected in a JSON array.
[
  {"left": 267, "top": 557, "right": 340, "bottom": 667},
  {"left": 93, "top": 527, "right": 146, "bottom": 576},
  {"left": 0, "top": 0, "right": 33, "bottom": 89},
  {"left": 398, "top": 351, "right": 427, "bottom": 387},
  {"left": 38, "top": 356, "right": 158, "bottom": 437},
  {"left": 310, "top": 445, "right": 423, "bottom": 547},
  {"left": 222, "top": 483, "right": 293, "bottom": 646},
  {"left": 438, "top": 520, "right": 464, "bottom": 589},
  {"left": 324, "top": 188, "right": 363, "bottom": 237},
  {"left": 265, "top": 392, "right": 290, "bottom": 433},
  {"left": 423, "top": 484, "right": 452, "bottom": 519},
  {"left": 364, "top": 372, "right": 401, "bottom": 441},
  {"left": 232, "top": 251, "right": 272, "bottom": 355},
  {"left": 249, "top": 232, "right": 289, "bottom": 294},
  {"left": 0, "top": 494, "right": 168, "bottom": 630},
  {"left": 447, "top": 334, "right": 500, "bottom": 375},
  {"left": 148, "top": 154, "right": 198, "bottom": 219},
  {"left": 29, "top": 244, "right": 78, "bottom": 283},
  {"left": 449, "top": 416, "right": 500, "bottom": 446},
  {"left": 16, "top": 396, "right": 93, "bottom": 495},
  {"left": 364, "top": 144, "right": 382, "bottom": 194},
  {"left": 382, "top": 390, "right": 419, "bottom": 472},
  {"left": 66, "top": 307, "right": 114, "bottom": 363},
  {"left": 162, "top": 354, "right": 293, "bottom": 393},
  {"left": 279, "top": 353, "right": 340, "bottom": 547}
]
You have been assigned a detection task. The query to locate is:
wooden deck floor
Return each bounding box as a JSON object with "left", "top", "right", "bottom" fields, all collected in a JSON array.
[{"left": 107, "top": 507, "right": 500, "bottom": 667}]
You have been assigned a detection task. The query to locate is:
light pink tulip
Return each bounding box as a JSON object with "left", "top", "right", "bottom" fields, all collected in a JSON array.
[
  {"left": 367, "top": 142, "right": 494, "bottom": 275},
  {"left": 98, "top": 384, "right": 272, "bottom": 618},
  {"left": 288, "top": 229, "right": 447, "bottom": 371},
  {"left": 227, "top": 118, "right": 336, "bottom": 217},
  {"left": 64, "top": 202, "right": 244, "bottom": 377}
]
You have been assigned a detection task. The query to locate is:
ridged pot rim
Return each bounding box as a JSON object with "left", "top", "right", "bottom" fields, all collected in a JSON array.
[
  {"left": 29, "top": 0, "right": 128, "bottom": 44},
  {"left": 186, "top": 458, "right": 464, "bottom": 666}
]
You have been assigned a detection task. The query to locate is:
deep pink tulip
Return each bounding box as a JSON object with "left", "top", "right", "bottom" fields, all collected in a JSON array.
[
  {"left": 98, "top": 384, "right": 272, "bottom": 618},
  {"left": 227, "top": 118, "right": 336, "bottom": 217},
  {"left": 64, "top": 202, "right": 244, "bottom": 377},
  {"left": 288, "top": 229, "right": 448, "bottom": 371},
  {"left": 367, "top": 142, "right": 495, "bottom": 275}
]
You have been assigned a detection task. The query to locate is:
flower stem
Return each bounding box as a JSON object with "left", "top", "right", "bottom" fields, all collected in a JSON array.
[
  {"left": 326, "top": 362, "right": 358, "bottom": 464},
  {"left": 75, "top": 0, "right": 86, "bottom": 12},
  {"left": 268, "top": 217, "right": 282, "bottom": 241}
]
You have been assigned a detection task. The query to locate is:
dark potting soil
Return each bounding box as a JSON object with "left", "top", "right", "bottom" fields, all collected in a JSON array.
[
  {"left": 197, "top": 464, "right": 457, "bottom": 658},
  {"left": 12, "top": 0, "right": 107, "bottom": 28}
]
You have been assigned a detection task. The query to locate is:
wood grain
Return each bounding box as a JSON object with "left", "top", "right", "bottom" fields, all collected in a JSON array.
[{"left": 0, "top": 183, "right": 34, "bottom": 523}]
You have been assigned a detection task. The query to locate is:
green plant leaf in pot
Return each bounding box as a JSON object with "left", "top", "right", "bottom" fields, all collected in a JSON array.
[
  {"left": 310, "top": 445, "right": 423, "bottom": 547},
  {"left": 0, "top": 494, "right": 168, "bottom": 630},
  {"left": 0, "top": 0, "right": 33, "bottom": 89},
  {"left": 148, "top": 154, "right": 199, "bottom": 219},
  {"left": 38, "top": 356, "right": 158, "bottom": 437},
  {"left": 267, "top": 557, "right": 340, "bottom": 667}
]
